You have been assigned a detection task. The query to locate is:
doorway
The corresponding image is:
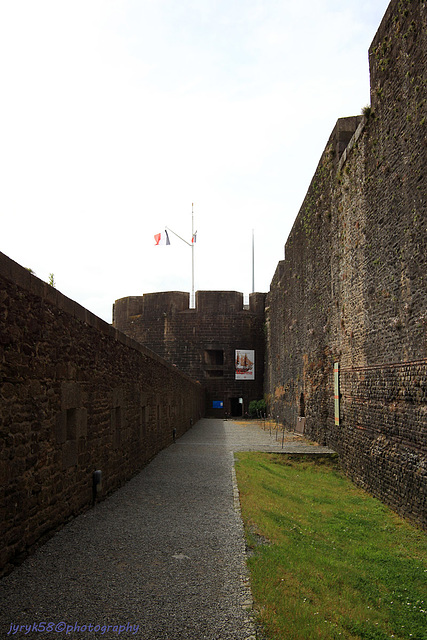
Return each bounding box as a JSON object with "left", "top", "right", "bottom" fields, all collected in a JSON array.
[
  {"left": 299, "top": 392, "right": 305, "bottom": 417},
  {"left": 230, "top": 397, "right": 243, "bottom": 417}
]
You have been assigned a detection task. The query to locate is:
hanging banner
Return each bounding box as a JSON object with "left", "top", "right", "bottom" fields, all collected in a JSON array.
[
  {"left": 235, "top": 349, "right": 255, "bottom": 380},
  {"left": 334, "top": 362, "right": 340, "bottom": 426}
]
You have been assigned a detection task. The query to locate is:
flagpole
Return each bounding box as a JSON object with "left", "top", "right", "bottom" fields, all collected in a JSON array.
[
  {"left": 252, "top": 228, "right": 255, "bottom": 293},
  {"left": 191, "top": 203, "right": 195, "bottom": 308},
  {"left": 164, "top": 203, "right": 195, "bottom": 308}
]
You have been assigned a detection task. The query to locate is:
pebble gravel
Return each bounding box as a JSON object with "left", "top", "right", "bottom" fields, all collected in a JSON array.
[{"left": 0, "top": 419, "right": 334, "bottom": 640}]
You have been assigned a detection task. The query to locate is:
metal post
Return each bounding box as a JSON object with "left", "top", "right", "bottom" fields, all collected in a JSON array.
[
  {"left": 191, "top": 203, "right": 195, "bottom": 308},
  {"left": 252, "top": 229, "right": 254, "bottom": 294},
  {"left": 165, "top": 203, "right": 195, "bottom": 308}
]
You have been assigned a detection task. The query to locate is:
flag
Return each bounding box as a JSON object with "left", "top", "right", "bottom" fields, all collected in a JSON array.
[
  {"left": 192, "top": 231, "right": 197, "bottom": 243},
  {"left": 154, "top": 230, "right": 170, "bottom": 246}
]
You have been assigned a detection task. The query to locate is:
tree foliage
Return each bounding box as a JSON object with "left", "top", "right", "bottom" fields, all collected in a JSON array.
[{"left": 249, "top": 399, "right": 266, "bottom": 417}]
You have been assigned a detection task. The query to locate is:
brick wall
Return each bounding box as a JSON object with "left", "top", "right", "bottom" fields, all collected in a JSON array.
[
  {"left": 113, "top": 290, "right": 266, "bottom": 417},
  {"left": 266, "top": 0, "right": 427, "bottom": 527},
  {"left": 0, "top": 252, "right": 205, "bottom": 576}
]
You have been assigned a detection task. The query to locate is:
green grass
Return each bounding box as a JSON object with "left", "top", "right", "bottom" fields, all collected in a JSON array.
[{"left": 235, "top": 453, "right": 427, "bottom": 640}]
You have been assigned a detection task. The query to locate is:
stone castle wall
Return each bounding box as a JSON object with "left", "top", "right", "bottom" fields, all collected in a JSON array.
[
  {"left": 0, "top": 252, "right": 205, "bottom": 576},
  {"left": 113, "top": 291, "right": 266, "bottom": 417},
  {"left": 1, "top": 0, "right": 426, "bottom": 582},
  {"left": 266, "top": 0, "right": 427, "bottom": 527}
]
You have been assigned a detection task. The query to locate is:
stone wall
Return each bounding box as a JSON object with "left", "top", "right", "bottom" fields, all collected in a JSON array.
[
  {"left": 0, "top": 252, "right": 205, "bottom": 576},
  {"left": 266, "top": 0, "right": 427, "bottom": 527},
  {"left": 113, "top": 290, "right": 266, "bottom": 417}
]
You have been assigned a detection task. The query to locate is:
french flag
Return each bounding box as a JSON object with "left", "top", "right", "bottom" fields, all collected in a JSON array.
[{"left": 154, "top": 230, "right": 170, "bottom": 246}]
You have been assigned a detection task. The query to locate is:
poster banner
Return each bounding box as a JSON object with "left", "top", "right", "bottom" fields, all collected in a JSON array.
[
  {"left": 334, "top": 362, "right": 340, "bottom": 426},
  {"left": 235, "top": 349, "right": 255, "bottom": 380}
]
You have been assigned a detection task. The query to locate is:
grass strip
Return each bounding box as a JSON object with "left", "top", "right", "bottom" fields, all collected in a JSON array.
[{"left": 235, "top": 452, "right": 427, "bottom": 640}]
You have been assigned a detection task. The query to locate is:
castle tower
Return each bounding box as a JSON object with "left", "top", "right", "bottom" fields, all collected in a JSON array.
[{"left": 113, "top": 290, "right": 266, "bottom": 417}]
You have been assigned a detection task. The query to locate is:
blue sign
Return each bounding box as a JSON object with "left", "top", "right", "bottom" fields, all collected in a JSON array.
[{"left": 212, "top": 401, "right": 224, "bottom": 409}]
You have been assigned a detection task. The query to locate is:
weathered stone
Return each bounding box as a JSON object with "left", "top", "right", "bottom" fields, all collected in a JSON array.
[
  {"left": 0, "top": 254, "right": 205, "bottom": 577},
  {"left": 266, "top": 0, "right": 426, "bottom": 529},
  {"left": 113, "top": 290, "right": 266, "bottom": 417}
]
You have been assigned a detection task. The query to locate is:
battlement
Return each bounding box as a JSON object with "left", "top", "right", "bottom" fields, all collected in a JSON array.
[{"left": 113, "top": 290, "right": 266, "bottom": 325}]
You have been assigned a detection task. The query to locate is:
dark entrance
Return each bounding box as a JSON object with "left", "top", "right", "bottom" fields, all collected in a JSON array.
[
  {"left": 299, "top": 392, "right": 305, "bottom": 417},
  {"left": 230, "top": 397, "right": 243, "bottom": 417}
]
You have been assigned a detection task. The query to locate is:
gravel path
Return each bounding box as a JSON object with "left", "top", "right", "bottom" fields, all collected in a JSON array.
[{"left": 0, "top": 419, "right": 334, "bottom": 640}]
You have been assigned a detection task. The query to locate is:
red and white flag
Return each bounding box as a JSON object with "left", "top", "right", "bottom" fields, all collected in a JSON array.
[
  {"left": 192, "top": 231, "right": 197, "bottom": 244},
  {"left": 154, "top": 230, "right": 170, "bottom": 246}
]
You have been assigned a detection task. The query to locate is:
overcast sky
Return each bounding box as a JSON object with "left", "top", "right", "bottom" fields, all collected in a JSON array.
[{"left": 1, "top": 0, "right": 390, "bottom": 322}]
